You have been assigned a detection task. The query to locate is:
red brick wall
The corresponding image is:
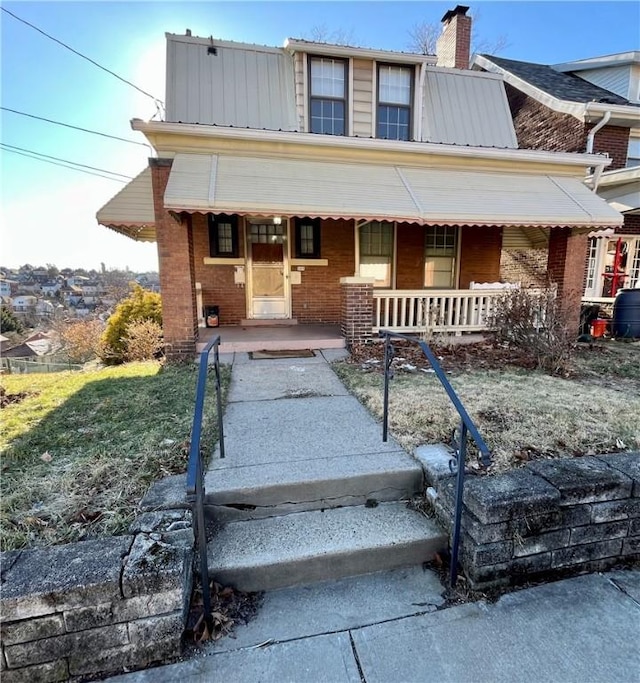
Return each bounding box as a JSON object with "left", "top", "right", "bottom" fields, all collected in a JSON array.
[
  {"left": 458, "top": 226, "right": 503, "bottom": 288},
  {"left": 192, "top": 213, "right": 246, "bottom": 324},
  {"left": 621, "top": 214, "right": 640, "bottom": 235},
  {"left": 150, "top": 159, "right": 198, "bottom": 360},
  {"left": 436, "top": 12, "right": 471, "bottom": 69},
  {"left": 396, "top": 223, "right": 425, "bottom": 289},
  {"left": 341, "top": 281, "right": 373, "bottom": 346},
  {"left": 547, "top": 227, "right": 588, "bottom": 332},
  {"left": 503, "top": 85, "right": 630, "bottom": 169},
  {"left": 292, "top": 219, "right": 355, "bottom": 323}
]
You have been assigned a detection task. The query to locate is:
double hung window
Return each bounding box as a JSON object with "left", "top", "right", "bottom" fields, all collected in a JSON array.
[
  {"left": 424, "top": 226, "right": 457, "bottom": 287},
  {"left": 377, "top": 65, "right": 412, "bottom": 141},
  {"left": 309, "top": 57, "right": 347, "bottom": 135}
]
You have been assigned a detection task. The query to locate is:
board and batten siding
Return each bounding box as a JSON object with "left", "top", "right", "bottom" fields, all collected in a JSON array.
[{"left": 352, "top": 58, "right": 374, "bottom": 137}]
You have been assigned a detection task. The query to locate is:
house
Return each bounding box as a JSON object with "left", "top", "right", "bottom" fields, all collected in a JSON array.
[
  {"left": 41, "top": 281, "right": 62, "bottom": 296},
  {"left": 472, "top": 51, "right": 640, "bottom": 301},
  {"left": 97, "top": 6, "right": 622, "bottom": 359},
  {"left": 11, "top": 295, "right": 37, "bottom": 312},
  {"left": 0, "top": 279, "right": 16, "bottom": 297}
]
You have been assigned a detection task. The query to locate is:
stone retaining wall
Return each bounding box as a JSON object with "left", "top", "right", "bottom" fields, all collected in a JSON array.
[
  {"left": 0, "top": 511, "right": 193, "bottom": 682},
  {"left": 418, "top": 448, "right": 639, "bottom": 589}
]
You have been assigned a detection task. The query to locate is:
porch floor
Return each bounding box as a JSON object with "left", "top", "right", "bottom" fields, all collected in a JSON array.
[{"left": 196, "top": 324, "right": 345, "bottom": 353}]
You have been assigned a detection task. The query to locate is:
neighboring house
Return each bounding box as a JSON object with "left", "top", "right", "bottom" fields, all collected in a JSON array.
[
  {"left": 17, "top": 280, "right": 41, "bottom": 295},
  {"left": 97, "top": 6, "right": 622, "bottom": 359},
  {"left": 12, "top": 295, "right": 37, "bottom": 312},
  {"left": 41, "top": 281, "right": 62, "bottom": 296},
  {"left": 59, "top": 285, "right": 83, "bottom": 305},
  {"left": 2, "top": 330, "right": 62, "bottom": 359},
  {"left": 0, "top": 280, "right": 15, "bottom": 297},
  {"left": 36, "top": 300, "right": 55, "bottom": 317},
  {"left": 473, "top": 51, "right": 640, "bottom": 301}
]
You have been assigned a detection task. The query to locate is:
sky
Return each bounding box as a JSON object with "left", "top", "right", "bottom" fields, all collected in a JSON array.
[{"left": 1, "top": 0, "right": 638, "bottom": 273}]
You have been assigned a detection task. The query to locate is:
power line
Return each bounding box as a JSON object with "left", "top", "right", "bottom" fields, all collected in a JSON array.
[
  {"left": 0, "top": 145, "right": 128, "bottom": 183},
  {"left": 1, "top": 107, "right": 151, "bottom": 149},
  {"left": 0, "top": 143, "right": 133, "bottom": 180},
  {"left": 1, "top": 7, "right": 164, "bottom": 110}
]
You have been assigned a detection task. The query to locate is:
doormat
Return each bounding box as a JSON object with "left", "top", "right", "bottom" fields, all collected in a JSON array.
[{"left": 249, "top": 349, "right": 316, "bottom": 359}]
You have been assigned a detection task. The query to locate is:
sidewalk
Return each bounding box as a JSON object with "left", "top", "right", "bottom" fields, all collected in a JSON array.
[{"left": 112, "top": 350, "right": 639, "bottom": 682}]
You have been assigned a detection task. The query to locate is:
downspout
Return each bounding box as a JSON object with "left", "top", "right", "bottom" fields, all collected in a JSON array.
[
  {"left": 586, "top": 109, "right": 611, "bottom": 154},
  {"left": 585, "top": 109, "right": 611, "bottom": 191},
  {"left": 416, "top": 62, "right": 427, "bottom": 141}
]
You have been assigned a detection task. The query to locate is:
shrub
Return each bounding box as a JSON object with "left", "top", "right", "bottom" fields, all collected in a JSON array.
[
  {"left": 123, "top": 319, "right": 164, "bottom": 362},
  {"left": 100, "top": 285, "right": 162, "bottom": 364},
  {"left": 489, "top": 287, "right": 574, "bottom": 376},
  {"left": 1, "top": 306, "right": 23, "bottom": 334},
  {"left": 59, "top": 319, "right": 104, "bottom": 364}
]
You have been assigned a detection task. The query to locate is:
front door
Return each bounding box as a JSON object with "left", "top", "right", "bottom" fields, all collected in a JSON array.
[{"left": 247, "top": 220, "right": 290, "bottom": 319}]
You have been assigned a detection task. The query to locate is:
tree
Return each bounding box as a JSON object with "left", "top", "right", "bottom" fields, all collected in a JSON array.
[
  {"left": 305, "top": 24, "right": 356, "bottom": 46},
  {"left": 1, "top": 306, "right": 23, "bottom": 334},
  {"left": 58, "top": 319, "right": 104, "bottom": 364},
  {"left": 407, "top": 9, "right": 509, "bottom": 56},
  {"left": 100, "top": 285, "right": 162, "bottom": 364}
]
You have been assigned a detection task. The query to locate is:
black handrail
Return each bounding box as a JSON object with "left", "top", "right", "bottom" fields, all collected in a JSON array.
[
  {"left": 186, "top": 335, "right": 225, "bottom": 624},
  {"left": 380, "top": 330, "right": 491, "bottom": 588}
]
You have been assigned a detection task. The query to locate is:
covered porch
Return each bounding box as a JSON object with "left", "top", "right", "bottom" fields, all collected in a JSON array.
[{"left": 97, "top": 132, "right": 623, "bottom": 359}]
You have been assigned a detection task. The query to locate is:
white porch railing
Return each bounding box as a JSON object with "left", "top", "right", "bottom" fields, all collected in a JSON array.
[{"left": 372, "top": 289, "right": 506, "bottom": 333}]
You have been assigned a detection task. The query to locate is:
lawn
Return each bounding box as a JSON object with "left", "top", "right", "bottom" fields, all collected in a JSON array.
[
  {"left": 334, "top": 339, "right": 640, "bottom": 474},
  {"left": 1, "top": 361, "right": 229, "bottom": 551}
]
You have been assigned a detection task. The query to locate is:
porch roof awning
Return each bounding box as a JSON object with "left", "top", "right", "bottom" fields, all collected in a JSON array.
[
  {"left": 164, "top": 153, "right": 623, "bottom": 229},
  {"left": 96, "top": 168, "right": 156, "bottom": 242}
]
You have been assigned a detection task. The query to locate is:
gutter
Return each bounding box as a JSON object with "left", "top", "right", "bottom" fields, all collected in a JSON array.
[
  {"left": 416, "top": 62, "right": 427, "bottom": 141},
  {"left": 131, "top": 119, "right": 613, "bottom": 171},
  {"left": 586, "top": 109, "right": 611, "bottom": 154}
]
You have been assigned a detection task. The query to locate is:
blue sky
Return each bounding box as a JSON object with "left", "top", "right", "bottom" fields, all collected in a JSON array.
[{"left": 1, "top": 0, "right": 638, "bottom": 272}]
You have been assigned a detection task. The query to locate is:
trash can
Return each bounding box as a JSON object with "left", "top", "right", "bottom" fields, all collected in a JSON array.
[
  {"left": 590, "top": 318, "right": 608, "bottom": 338},
  {"left": 205, "top": 305, "right": 220, "bottom": 328},
  {"left": 613, "top": 288, "right": 640, "bottom": 338}
]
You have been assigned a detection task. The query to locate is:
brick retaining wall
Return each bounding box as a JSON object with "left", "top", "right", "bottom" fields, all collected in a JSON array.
[
  {"left": 419, "top": 448, "right": 639, "bottom": 589},
  {"left": 0, "top": 511, "right": 193, "bottom": 682}
]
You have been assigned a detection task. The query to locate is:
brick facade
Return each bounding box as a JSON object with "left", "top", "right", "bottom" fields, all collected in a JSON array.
[
  {"left": 500, "top": 249, "right": 548, "bottom": 287},
  {"left": 150, "top": 159, "right": 198, "bottom": 361},
  {"left": 458, "top": 226, "right": 503, "bottom": 288},
  {"left": 503, "top": 85, "right": 630, "bottom": 171},
  {"left": 436, "top": 8, "right": 471, "bottom": 70}
]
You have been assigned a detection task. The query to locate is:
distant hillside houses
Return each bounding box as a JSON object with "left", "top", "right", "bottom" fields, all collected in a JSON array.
[{"left": 0, "top": 265, "right": 159, "bottom": 320}]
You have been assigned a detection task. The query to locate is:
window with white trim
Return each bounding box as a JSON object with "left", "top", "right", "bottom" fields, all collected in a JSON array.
[
  {"left": 359, "top": 221, "right": 394, "bottom": 287},
  {"left": 585, "top": 237, "right": 598, "bottom": 293},
  {"left": 627, "top": 138, "right": 640, "bottom": 168},
  {"left": 309, "top": 57, "right": 347, "bottom": 136},
  {"left": 377, "top": 64, "right": 412, "bottom": 141},
  {"left": 424, "top": 226, "right": 457, "bottom": 288},
  {"left": 630, "top": 239, "right": 640, "bottom": 289}
]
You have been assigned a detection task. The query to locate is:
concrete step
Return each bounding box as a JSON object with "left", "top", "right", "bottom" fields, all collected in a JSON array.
[
  {"left": 205, "top": 451, "right": 424, "bottom": 521},
  {"left": 207, "top": 502, "right": 447, "bottom": 592}
]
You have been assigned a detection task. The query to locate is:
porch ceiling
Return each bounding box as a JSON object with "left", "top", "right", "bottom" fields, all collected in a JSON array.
[
  {"left": 96, "top": 168, "right": 156, "bottom": 242},
  {"left": 164, "top": 153, "right": 623, "bottom": 229}
]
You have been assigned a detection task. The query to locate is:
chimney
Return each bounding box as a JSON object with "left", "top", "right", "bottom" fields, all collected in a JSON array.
[{"left": 436, "top": 5, "right": 471, "bottom": 69}]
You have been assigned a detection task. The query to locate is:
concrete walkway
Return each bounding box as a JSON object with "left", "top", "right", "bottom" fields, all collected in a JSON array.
[
  {"left": 110, "top": 569, "right": 640, "bottom": 682},
  {"left": 112, "top": 351, "right": 640, "bottom": 682}
]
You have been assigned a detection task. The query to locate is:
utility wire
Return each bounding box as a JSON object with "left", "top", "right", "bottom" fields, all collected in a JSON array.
[
  {"left": 1, "top": 106, "right": 151, "bottom": 149},
  {"left": 0, "top": 145, "right": 128, "bottom": 183},
  {"left": 0, "top": 143, "right": 133, "bottom": 180},
  {"left": 1, "top": 7, "right": 164, "bottom": 109}
]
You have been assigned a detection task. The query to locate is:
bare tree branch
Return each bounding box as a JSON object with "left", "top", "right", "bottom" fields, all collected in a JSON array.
[{"left": 305, "top": 24, "right": 356, "bottom": 46}]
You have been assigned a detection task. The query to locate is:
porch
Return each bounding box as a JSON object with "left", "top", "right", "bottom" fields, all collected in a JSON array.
[{"left": 196, "top": 323, "right": 345, "bottom": 354}]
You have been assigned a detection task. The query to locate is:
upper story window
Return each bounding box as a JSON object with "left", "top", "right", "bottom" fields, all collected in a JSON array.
[
  {"left": 627, "top": 138, "right": 640, "bottom": 168},
  {"left": 309, "top": 57, "right": 347, "bottom": 135},
  {"left": 377, "top": 64, "right": 412, "bottom": 141}
]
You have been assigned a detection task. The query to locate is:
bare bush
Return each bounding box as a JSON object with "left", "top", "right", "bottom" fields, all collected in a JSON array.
[
  {"left": 58, "top": 319, "right": 104, "bottom": 364},
  {"left": 123, "top": 319, "right": 163, "bottom": 362},
  {"left": 489, "top": 288, "right": 574, "bottom": 376}
]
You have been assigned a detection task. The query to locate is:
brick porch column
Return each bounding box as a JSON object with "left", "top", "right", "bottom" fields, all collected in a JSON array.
[
  {"left": 150, "top": 158, "right": 198, "bottom": 361},
  {"left": 340, "top": 276, "right": 375, "bottom": 347},
  {"left": 546, "top": 227, "right": 589, "bottom": 334}
]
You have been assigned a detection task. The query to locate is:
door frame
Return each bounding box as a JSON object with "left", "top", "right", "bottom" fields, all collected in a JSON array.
[{"left": 244, "top": 217, "right": 292, "bottom": 320}]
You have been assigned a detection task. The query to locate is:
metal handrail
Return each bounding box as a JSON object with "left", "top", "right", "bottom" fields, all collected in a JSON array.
[
  {"left": 380, "top": 330, "right": 492, "bottom": 588},
  {"left": 186, "top": 335, "right": 225, "bottom": 624}
]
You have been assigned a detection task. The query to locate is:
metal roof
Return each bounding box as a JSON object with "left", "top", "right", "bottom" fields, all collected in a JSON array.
[
  {"left": 166, "top": 34, "right": 297, "bottom": 130},
  {"left": 96, "top": 168, "right": 156, "bottom": 242},
  {"left": 479, "top": 55, "right": 632, "bottom": 106},
  {"left": 421, "top": 68, "right": 517, "bottom": 147},
  {"left": 164, "top": 153, "right": 622, "bottom": 228}
]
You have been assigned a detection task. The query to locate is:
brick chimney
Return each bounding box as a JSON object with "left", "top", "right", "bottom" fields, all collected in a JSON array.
[{"left": 436, "top": 5, "right": 472, "bottom": 69}]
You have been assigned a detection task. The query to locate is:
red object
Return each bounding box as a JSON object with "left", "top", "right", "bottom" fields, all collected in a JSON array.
[
  {"left": 590, "top": 319, "right": 608, "bottom": 338},
  {"left": 602, "top": 238, "right": 627, "bottom": 298}
]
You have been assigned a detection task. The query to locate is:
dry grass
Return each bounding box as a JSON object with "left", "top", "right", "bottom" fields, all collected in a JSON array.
[
  {"left": 1, "top": 361, "right": 230, "bottom": 551},
  {"left": 333, "top": 341, "right": 640, "bottom": 473}
]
